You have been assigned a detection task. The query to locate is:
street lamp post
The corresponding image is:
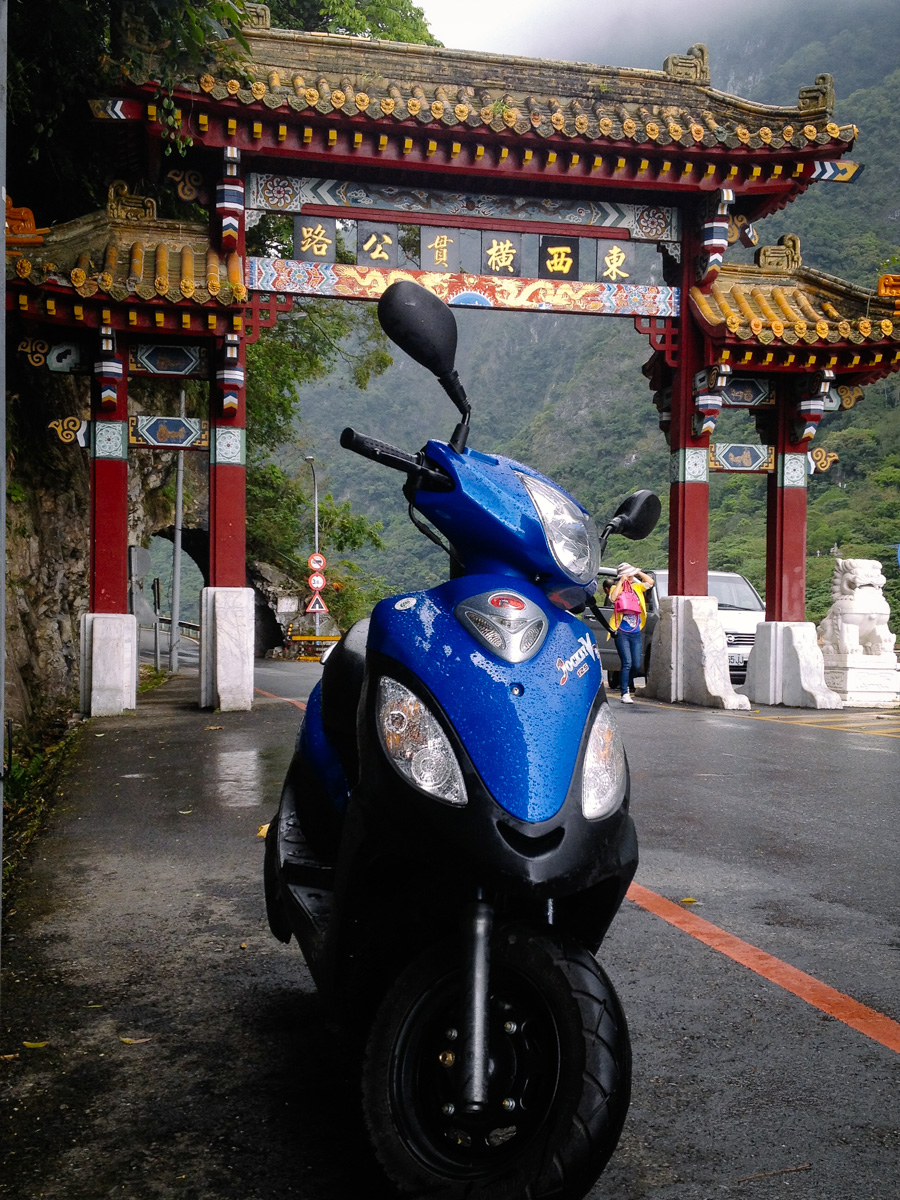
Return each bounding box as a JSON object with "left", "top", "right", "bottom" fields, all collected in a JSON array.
[{"left": 305, "top": 456, "right": 320, "bottom": 636}]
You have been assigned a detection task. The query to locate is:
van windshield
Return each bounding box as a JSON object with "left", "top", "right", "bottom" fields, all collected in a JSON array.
[{"left": 652, "top": 571, "right": 764, "bottom": 610}]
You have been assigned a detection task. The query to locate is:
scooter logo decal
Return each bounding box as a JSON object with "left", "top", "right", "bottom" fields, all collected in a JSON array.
[
  {"left": 556, "top": 634, "right": 599, "bottom": 685},
  {"left": 490, "top": 593, "right": 526, "bottom": 611},
  {"left": 394, "top": 597, "right": 417, "bottom": 611}
]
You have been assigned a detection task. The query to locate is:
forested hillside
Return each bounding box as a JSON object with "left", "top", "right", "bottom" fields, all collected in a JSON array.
[{"left": 287, "top": 2, "right": 900, "bottom": 629}]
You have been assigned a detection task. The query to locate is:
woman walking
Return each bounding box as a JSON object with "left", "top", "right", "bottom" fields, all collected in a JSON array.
[{"left": 608, "top": 563, "right": 655, "bottom": 703}]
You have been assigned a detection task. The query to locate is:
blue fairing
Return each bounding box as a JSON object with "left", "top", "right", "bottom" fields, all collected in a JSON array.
[
  {"left": 300, "top": 682, "right": 350, "bottom": 815},
  {"left": 414, "top": 442, "right": 591, "bottom": 587},
  {"left": 370, "top": 576, "right": 602, "bottom": 823}
]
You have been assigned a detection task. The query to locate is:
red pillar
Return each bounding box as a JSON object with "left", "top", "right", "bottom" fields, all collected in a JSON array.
[
  {"left": 208, "top": 146, "right": 247, "bottom": 588},
  {"left": 90, "top": 329, "right": 128, "bottom": 612},
  {"left": 667, "top": 218, "right": 709, "bottom": 596},
  {"left": 765, "top": 384, "right": 808, "bottom": 621},
  {"left": 209, "top": 332, "right": 247, "bottom": 587}
]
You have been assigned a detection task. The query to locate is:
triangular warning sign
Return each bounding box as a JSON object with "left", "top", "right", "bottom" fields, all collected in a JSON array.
[{"left": 305, "top": 591, "right": 329, "bottom": 614}]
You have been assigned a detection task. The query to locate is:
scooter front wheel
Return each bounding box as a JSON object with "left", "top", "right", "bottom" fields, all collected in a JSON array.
[{"left": 361, "top": 926, "right": 631, "bottom": 1200}]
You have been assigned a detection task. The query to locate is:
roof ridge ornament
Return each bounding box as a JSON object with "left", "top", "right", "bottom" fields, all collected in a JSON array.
[
  {"left": 798, "top": 73, "right": 835, "bottom": 115},
  {"left": 663, "top": 44, "right": 710, "bottom": 85},
  {"left": 242, "top": 3, "right": 271, "bottom": 31},
  {"left": 107, "top": 181, "right": 157, "bottom": 223},
  {"left": 756, "top": 234, "right": 802, "bottom": 272}
]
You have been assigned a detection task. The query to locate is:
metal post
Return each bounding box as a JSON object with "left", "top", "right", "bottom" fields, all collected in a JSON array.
[
  {"left": 169, "top": 388, "right": 185, "bottom": 672},
  {"left": 305, "top": 455, "right": 320, "bottom": 638}
]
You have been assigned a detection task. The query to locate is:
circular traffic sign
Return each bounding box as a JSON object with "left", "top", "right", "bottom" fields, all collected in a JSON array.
[
  {"left": 308, "top": 572, "right": 326, "bottom": 591},
  {"left": 308, "top": 552, "right": 326, "bottom": 571}
]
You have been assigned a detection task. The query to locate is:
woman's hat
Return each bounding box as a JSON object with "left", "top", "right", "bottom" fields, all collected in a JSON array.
[{"left": 616, "top": 562, "right": 637, "bottom": 577}]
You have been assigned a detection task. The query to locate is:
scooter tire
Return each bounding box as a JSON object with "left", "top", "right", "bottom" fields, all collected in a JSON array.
[{"left": 361, "top": 925, "right": 631, "bottom": 1200}]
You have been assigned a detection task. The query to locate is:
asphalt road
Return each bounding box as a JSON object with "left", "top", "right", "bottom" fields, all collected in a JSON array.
[{"left": 1, "top": 662, "right": 898, "bottom": 1200}]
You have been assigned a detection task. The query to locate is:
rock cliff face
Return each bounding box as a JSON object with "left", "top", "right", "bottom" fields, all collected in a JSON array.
[{"left": 5, "top": 362, "right": 187, "bottom": 735}]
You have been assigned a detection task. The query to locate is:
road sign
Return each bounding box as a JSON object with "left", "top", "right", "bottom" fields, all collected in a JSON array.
[
  {"left": 306, "top": 592, "right": 329, "bottom": 614},
  {"left": 308, "top": 552, "right": 326, "bottom": 571},
  {"left": 308, "top": 572, "right": 326, "bottom": 591}
]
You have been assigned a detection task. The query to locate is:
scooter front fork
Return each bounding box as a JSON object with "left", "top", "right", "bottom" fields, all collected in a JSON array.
[{"left": 458, "top": 892, "right": 493, "bottom": 1113}]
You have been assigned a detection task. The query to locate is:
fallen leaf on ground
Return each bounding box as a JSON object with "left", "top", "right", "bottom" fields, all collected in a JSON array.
[
  {"left": 205, "top": 725, "right": 224, "bottom": 731},
  {"left": 178, "top": 809, "right": 193, "bottom": 815},
  {"left": 23, "top": 1041, "right": 49, "bottom": 1049},
  {"left": 680, "top": 897, "right": 698, "bottom": 905},
  {"left": 240, "top": 942, "right": 247, "bottom": 949},
  {"left": 1, "top": 1053, "right": 20, "bottom": 1061},
  {"left": 257, "top": 823, "right": 269, "bottom": 838},
  {"left": 119, "top": 1037, "right": 151, "bottom": 1045}
]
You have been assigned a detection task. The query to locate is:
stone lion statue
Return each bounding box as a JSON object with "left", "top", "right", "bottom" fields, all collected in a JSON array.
[{"left": 817, "top": 558, "right": 896, "bottom": 657}]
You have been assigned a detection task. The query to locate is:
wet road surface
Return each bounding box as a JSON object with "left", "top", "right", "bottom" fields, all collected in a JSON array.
[{"left": 1, "top": 665, "right": 897, "bottom": 1199}]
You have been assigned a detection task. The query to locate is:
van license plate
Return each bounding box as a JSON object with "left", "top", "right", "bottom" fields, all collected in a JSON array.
[{"left": 728, "top": 653, "right": 746, "bottom": 666}]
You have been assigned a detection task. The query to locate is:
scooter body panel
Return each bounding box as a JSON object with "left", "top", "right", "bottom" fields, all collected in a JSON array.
[{"left": 369, "top": 575, "right": 603, "bottom": 823}]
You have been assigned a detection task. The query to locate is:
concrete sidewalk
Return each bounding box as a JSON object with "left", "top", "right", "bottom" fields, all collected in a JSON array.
[{"left": 0, "top": 670, "right": 387, "bottom": 1200}]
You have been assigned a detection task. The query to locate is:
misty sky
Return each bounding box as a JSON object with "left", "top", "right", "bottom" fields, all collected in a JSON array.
[{"left": 416, "top": 0, "right": 820, "bottom": 77}]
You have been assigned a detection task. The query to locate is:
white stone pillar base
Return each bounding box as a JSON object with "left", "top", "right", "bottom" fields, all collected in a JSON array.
[
  {"left": 646, "top": 596, "right": 750, "bottom": 710},
  {"left": 200, "top": 587, "right": 255, "bottom": 711},
  {"left": 821, "top": 652, "right": 900, "bottom": 707},
  {"left": 79, "top": 613, "right": 137, "bottom": 716},
  {"left": 740, "top": 622, "right": 841, "bottom": 708}
]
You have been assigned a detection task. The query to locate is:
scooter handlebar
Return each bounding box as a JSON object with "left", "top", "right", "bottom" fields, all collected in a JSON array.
[
  {"left": 340, "top": 427, "right": 455, "bottom": 491},
  {"left": 340, "top": 427, "right": 421, "bottom": 472}
]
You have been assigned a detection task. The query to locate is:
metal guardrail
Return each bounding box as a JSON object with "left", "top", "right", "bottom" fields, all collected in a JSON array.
[{"left": 157, "top": 616, "right": 201, "bottom": 641}]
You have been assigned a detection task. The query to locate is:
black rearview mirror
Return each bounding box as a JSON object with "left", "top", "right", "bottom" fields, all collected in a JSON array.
[
  {"left": 606, "top": 490, "right": 661, "bottom": 542},
  {"left": 378, "top": 281, "right": 458, "bottom": 378},
  {"left": 377, "top": 282, "right": 470, "bottom": 427}
]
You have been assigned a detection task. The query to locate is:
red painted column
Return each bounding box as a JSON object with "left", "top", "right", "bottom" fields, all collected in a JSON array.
[
  {"left": 668, "top": 217, "right": 709, "bottom": 596},
  {"left": 765, "top": 384, "right": 808, "bottom": 621},
  {"left": 209, "top": 333, "right": 247, "bottom": 587},
  {"left": 208, "top": 146, "right": 248, "bottom": 588},
  {"left": 90, "top": 327, "right": 128, "bottom": 612}
]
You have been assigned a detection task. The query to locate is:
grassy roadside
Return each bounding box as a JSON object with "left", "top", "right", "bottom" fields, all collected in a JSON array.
[{"left": 1, "top": 723, "right": 81, "bottom": 909}]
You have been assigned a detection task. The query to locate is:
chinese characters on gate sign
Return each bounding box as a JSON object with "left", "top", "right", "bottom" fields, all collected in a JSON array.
[
  {"left": 602, "top": 244, "right": 630, "bottom": 281},
  {"left": 300, "top": 223, "right": 333, "bottom": 256}
]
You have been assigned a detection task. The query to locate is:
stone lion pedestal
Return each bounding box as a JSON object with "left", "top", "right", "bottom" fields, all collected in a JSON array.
[{"left": 817, "top": 558, "right": 900, "bottom": 707}]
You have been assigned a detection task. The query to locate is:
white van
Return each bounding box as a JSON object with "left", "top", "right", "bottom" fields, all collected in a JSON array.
[{"left": 652, "top": 569, "right": 766, "bottom": 683}]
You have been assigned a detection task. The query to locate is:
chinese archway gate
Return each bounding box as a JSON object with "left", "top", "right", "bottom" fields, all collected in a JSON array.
[{"left": 8, "top": 5, "right": 900, "bottom": 711}]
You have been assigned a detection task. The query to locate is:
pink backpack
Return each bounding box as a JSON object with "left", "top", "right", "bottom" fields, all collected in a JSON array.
[{"left": 613, "top": 581, "right": 642, "bottom": 615}]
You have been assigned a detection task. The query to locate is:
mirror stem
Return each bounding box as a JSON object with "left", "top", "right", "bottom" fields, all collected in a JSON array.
[
  {"left": 439, "top": 370, "right": 470, "bottom": 419},
  {"left": 450, "top": 420, "right": 469, "bottom": 453}
]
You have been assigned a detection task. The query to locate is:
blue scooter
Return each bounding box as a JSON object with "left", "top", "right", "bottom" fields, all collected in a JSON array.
[{"left": 264, "top": 281, "right": 660, "bottom": 1200}]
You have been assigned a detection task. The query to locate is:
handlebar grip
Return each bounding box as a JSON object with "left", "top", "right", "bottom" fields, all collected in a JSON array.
[{"left": 340, "top": 427, "right": 420, "bottom": 472}]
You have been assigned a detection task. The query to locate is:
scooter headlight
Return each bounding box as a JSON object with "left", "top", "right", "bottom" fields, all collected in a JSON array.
[
  {"left": 581, "top": 702, "right": 627, "bottom": 820},
  {"left": 376, "top": 677, "right": 467, "bottom": 807},
  {"left": 516, "top": 472, "right": 600, "bottom": 586}
]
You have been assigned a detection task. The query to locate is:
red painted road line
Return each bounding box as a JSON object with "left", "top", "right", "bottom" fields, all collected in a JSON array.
[
  {"left": 254, "top": 687, "right": 306, "bottom": 710},
  {"left": 627, "top": 881, "right": 900, "bottom": 1054}
]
